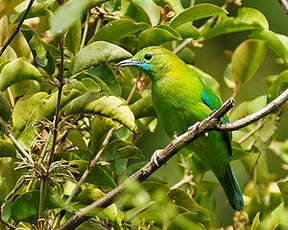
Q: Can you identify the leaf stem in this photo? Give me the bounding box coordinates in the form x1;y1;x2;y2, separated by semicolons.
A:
80;11;90;49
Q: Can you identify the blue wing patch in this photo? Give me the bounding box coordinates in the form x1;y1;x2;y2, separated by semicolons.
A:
201;90;232;156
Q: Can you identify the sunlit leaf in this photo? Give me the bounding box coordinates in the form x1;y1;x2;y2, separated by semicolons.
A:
0;58;42;91
65;92;136;131
278;180;288;207
65;19;82;54
89;19;150;44
231;39;266;85
251;212;261;230
70;41;132;75
202;8;269;39
138;26;181;50
133;0;160;26
78;188;117;220
167;212;206;230
169;4;226;29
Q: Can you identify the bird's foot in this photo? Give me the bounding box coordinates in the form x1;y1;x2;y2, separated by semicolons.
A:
188;121;200;132
150;149;163;166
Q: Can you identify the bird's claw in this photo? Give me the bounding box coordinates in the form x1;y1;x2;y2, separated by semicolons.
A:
188;121;200;132
150;149;163;166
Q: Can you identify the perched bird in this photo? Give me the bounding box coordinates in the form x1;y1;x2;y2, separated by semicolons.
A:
117;46;243;211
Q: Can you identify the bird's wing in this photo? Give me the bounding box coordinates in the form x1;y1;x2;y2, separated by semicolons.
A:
201;88;232;156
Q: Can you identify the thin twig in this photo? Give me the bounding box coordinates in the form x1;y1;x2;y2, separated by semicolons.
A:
80;11;90;49
173;38;192;54
0;217;16;230
127;73;141;104
6;88;14;108
65;127;115;204
238;121;263;144
170;175;193;190
58;89;288;230
0;0;35;57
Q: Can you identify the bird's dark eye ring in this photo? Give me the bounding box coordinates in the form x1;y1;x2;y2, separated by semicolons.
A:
144;54;152;60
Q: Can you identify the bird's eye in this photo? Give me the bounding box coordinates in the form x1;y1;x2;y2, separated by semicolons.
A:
144;54;152;60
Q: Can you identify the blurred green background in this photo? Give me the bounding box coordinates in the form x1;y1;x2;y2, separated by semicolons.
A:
138;0;288;226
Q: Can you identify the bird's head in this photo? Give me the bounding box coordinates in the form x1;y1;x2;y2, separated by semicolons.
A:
117;46;170;80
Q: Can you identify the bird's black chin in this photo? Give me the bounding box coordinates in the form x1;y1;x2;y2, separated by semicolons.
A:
116;59;141;67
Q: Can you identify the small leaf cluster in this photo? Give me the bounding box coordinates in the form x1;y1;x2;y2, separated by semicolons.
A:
0;0;287;229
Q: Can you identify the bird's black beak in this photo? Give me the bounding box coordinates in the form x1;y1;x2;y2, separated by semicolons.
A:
116;58;141;67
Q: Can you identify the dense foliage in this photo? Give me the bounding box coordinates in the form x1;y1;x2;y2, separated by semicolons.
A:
0;0;287;229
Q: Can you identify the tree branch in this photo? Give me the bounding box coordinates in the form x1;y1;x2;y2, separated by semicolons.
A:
0;0;35;57
58;89;288;230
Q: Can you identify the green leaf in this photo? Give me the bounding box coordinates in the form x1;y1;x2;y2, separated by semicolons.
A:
169;4;226;29
133;0;160;26
78;188;117;220
11;80;41;97
10;0;57;23
223;63;235;89
10;190;71;222
65;19;82;54
167;212;206;230
202;7;269;39
70;160;116;188
130;90;155;119
138;27;181;50
278;180;288;207
161;0;184;14
0;140;16;157
0;58;42;91
102;139;144;161
0;93;11;121
0;46;17;63
65;92;136;131
89;19;150;44
231;39;266;85
250;30;288;64
50;0;107;36
21;25;48;67
70;41;132;75
67;129;88;150
174;22;201;39
251;212;261;230
120;0;151;25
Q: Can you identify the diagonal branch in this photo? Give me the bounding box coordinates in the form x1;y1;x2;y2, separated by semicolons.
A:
0;0;35;57
58;89;288;230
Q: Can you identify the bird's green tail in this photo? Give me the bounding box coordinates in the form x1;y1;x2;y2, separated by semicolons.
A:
217;164;244;211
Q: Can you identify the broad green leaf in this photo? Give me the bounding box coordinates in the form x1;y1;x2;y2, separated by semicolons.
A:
12;92;47;132
70;41;132;75
133;0;160;26
10;190;72;222
0;93;11;121
11;80;41;97
251;212;261;230
65;19;82;54
78;188;117;220
250;30;288;64
169;4;226;29
130;90;155;119
10;0;58;23
0;140;16;157
21;25;48;67
167;212;206;230
0;58;42;91
120;0;151;25
223;63;236;89
175;22;201;39
278;180;288;207
231;39;266;85
102;139;144;161
195;181;218;214
80;78;101;92
50;0;107;36
0;46;17;63
67;129;88;150
87;65;121;96
70;160;116;188
138;27;181;50
65;92;136;131
89;19;150;44
202;8;269;39
89;116;116;153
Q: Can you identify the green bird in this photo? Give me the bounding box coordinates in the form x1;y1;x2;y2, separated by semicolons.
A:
117;46;244;211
